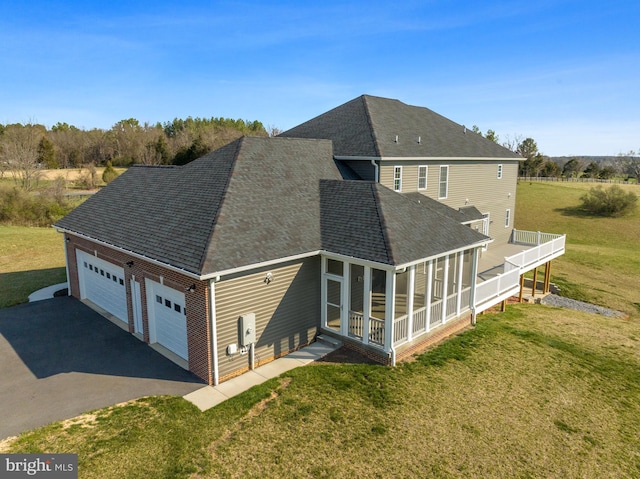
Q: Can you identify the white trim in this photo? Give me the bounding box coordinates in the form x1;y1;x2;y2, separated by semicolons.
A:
62;233;70;295
418;165;428;190
393;165;402;192
209;279;219;386
438;165;449;199
57;228;202;279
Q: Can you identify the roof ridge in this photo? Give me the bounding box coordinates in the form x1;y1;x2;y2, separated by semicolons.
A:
361;95;382;158
196;137;243;272
370;183;394;265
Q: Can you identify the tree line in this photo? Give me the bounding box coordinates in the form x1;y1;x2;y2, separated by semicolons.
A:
0;117;268;190
472;126;640;183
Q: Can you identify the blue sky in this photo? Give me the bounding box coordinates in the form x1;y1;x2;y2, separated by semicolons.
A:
1;1;638;156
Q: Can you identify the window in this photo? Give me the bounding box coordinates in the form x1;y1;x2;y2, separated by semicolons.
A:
438;165;449;199
164;298;172;308
174;303;181;313
505;209;511;228
100;269;104;276
112;275;117;283
156;295;162;304
106;272;111;279
89;264;93;271
326;258;343;276
84;262;88;268
418;165;427;190
497;164;503;179
393;166;402;192
119;278;124;286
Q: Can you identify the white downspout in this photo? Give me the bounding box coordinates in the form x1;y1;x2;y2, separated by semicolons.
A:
62;233;70;295
209;279;219;386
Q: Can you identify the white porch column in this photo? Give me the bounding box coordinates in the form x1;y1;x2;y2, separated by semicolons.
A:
384;268;395;352
456;251;464;316
341;260;350;337
441;255;449;324
363;266;371;345
425;260;433;332
470;247;479;325
406;265;415;341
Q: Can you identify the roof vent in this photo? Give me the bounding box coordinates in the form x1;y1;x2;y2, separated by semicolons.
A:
395;135;399;143
418;136;421;144
463;125;467;134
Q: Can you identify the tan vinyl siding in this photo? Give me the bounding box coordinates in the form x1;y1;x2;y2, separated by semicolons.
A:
379;159;519;246
214;257;321;381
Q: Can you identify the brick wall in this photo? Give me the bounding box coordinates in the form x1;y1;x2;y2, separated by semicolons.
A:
64;233;213;384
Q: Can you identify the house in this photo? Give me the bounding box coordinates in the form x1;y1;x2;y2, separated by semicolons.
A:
54;95;565;385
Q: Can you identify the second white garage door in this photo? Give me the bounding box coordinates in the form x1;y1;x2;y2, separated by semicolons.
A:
145;279;188;361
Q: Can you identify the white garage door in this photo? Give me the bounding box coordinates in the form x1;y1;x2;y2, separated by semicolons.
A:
146;279;188;361
76;250;128;323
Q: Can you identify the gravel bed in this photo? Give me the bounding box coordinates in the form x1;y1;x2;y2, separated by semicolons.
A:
540;294;626;318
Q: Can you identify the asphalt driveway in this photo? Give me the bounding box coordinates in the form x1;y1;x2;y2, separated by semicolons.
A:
0;296;204;440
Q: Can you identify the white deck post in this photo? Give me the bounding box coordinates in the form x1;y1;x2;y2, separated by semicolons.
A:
441;255;449;324
384;269;395;352
425;260;433;332
456;251;464;316
363;266;371;345
341;260;350;337
406;265;415;341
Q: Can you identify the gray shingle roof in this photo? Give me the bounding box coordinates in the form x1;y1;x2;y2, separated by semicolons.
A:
56;137;344;275
281;95;522;159
321;181;489;265
403;193;485;223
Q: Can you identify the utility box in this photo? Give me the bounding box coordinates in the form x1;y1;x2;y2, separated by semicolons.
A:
239;313;256;346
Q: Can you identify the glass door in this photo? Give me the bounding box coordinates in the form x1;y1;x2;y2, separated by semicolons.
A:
325;277;342;332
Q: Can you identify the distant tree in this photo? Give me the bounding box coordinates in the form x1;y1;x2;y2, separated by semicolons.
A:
582;161;601;178
484;129;498;143
38;136;58;169
471;125;482;135
580;185;638;217
599;166;616;180
541;160;561;177
101;160;119;184
267;125;284;137
562;158;584;178
617;150;640;183
502;133;524;153
0;123;45;190
173;136;210;166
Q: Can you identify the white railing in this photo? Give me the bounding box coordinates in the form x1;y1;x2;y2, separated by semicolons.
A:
369;317;385;347
394;315;408;344
512;229;565;247
348;311;364;339
507;232;566;270
413;306;427;333
446;293;458;317
430;300;443;328
474;268;521;308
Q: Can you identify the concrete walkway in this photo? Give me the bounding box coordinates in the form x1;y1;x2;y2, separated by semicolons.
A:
28;282;68;302
184;338;340;411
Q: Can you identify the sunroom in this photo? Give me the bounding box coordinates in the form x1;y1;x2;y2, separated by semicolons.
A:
320;244;482;365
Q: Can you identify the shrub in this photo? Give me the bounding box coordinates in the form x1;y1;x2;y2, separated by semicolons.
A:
76;163;98;189
0;186;73;226
102;160;119;184
580;185;638;217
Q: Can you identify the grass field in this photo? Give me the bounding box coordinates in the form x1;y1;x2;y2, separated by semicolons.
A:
515;182;640;318
2;305;639;478
0;226;66;308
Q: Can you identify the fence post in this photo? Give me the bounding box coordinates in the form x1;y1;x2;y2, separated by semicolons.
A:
537;231;541;245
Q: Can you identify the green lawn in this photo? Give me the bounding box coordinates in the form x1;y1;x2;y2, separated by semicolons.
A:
2;305;639;478
0;226;67;308
515;182;640;318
